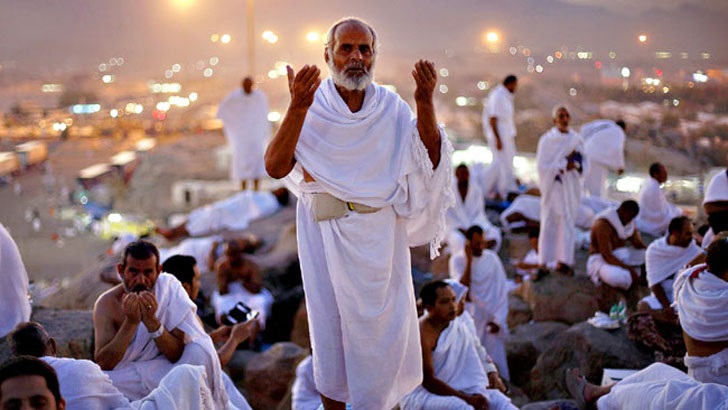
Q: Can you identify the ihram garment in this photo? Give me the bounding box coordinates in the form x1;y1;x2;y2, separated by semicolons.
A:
536;127;586;266
640;237;701;309
635;177;683;236
587;207;645;289
184;190;280;236
482;84;517;197
287;77;454;409
446;177;502;253
449;249;510;381
217;89;270;181
581;120;625;198
674;263;728;385
0;223;31;338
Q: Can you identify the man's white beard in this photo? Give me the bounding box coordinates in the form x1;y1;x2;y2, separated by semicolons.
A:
328;59;375;91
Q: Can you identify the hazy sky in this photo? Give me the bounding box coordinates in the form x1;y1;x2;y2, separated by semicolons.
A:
1;0;726;80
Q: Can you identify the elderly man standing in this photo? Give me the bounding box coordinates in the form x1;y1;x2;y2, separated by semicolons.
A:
635;163;684;236
264;17;453;410
93;241;233;408
217;76;271;191
581;119;626;198
587;200;646;290
536;105;586;275
483;75;518;198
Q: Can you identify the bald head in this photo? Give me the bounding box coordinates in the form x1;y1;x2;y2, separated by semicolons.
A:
241;77;254;94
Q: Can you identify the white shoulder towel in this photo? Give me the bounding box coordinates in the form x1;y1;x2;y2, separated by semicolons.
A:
289;77;454;257
674;263;728;342
595;207;635;240
0;223;31;338
646;237;702;288
581;120;626;170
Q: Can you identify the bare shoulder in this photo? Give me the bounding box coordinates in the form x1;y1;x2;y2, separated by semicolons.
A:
419;318;438;350
94;285;123;319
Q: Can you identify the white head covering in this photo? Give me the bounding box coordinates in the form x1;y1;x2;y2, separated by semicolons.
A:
444;278;468;302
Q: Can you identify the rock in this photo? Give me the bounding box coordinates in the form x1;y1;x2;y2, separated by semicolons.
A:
528;322;654;401
243;342;307;409
518;273;600;325
506;321;569;388
289;299;310;350
0;308;94;363
507;294;532;329
42;256;117;310
521;399;579;410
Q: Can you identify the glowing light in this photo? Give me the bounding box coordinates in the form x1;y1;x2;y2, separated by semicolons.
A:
673;99;680;107
203;68;213;77
98;63;108;72
546;55;554;63
439;84;448;94
455;96;467;107
662;86;669;94
439;68;449;77
692;72;708;83
701;53;710;59
52;122;67;132
172;64;181;73
527;65;535;73
616;176;644;193
110;109;119;118
267;111;282;122
621;67;631;78
554;51;563;59
638;34;647;43
188;92;198;102
102;75;114;84
268;70;278;79
168;96;190;107
71;104;101;114
210;33;220;43
609;51;616;59
134;104;143;114
220;34;232;44
484;31;499;44
107;213;123;223
569;88;577;96
209;57;219;66
262;31;278;44
477;81;489;90
165;69;173;79
156;102;171;112
306;31;321;43
41;84;63;93
595;61;602;69
509;47;517;55
535;65;543;73
274;61;290;75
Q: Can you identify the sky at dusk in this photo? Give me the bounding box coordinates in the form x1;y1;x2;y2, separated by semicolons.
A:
1;0;727;81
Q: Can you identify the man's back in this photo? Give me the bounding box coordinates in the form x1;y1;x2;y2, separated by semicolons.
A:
42;356;130;410
589;218;623;256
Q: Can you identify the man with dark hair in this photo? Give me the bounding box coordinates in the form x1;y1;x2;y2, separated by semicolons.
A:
264;16;452;409
0;356;65;410
162;255;199;297
581;118;626;198
587;200;646;290
400;281;516;409
449;225;510;380
483;74;518;198
93;240;235;407
636;163;683;236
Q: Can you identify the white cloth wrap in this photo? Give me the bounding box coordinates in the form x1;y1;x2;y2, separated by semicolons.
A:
581;120;625;170
292;355;323;410
499;194;541;230
185;191;280;236
104;274;230;408
646;237;702;288
674;263;728;342
446;178;501;253
704;169;728;204
536;127;586;266
636;177;683;236
0;223;31;338
217;89;270;181
595;207;635;240
399;317;516;410
596;362;728;410
482;84;517;196
683;348;728;385
159;236;221;274
289;78;454;410
42;356;131;410
211;281;273;330
449;250;510;380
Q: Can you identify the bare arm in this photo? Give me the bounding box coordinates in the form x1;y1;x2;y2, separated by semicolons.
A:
94;292;142;370
412;60;441;168
489;117;502;151
629;230;646;249
459;241;474;291
264;65;321;179
594;223;631;269
216;320;255;367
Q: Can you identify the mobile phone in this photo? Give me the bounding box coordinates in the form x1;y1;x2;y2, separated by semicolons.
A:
221;302;258;326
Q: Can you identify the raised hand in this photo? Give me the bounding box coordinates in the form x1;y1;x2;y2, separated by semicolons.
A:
122;293;142;324
287;65;321;111
137;291;159;329
412;60;437;104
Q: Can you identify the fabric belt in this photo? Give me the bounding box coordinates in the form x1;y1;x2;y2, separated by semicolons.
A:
310;192;380;221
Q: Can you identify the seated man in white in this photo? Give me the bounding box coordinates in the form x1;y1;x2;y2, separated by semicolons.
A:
675;232;728;385
93;241;235;408
0;223;31;338
515;228;540;281
211;241;273;331
499;193;604;233
635;163;684;236
565;364;728;409
156;187;289;241
581;119;626;199
587;200;646;290
639;216;702;313
400;281;516;410
446;164;502;253
449;225;510;381
8;321;214;410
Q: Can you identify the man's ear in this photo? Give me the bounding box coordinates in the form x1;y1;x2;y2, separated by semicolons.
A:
49;338;57;356
324;49;330;64
182;282;192;294
116;263;123;275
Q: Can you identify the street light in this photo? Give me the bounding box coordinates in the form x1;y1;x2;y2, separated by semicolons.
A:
638;34;647;43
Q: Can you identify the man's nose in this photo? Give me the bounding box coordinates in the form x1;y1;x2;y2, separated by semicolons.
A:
350;48;362;61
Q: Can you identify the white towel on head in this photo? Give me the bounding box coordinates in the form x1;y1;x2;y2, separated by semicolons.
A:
674;263;728;342
704;169;728;204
